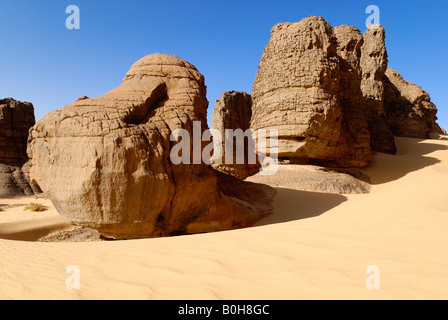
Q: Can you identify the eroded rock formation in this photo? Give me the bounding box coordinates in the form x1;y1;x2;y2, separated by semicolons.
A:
29;54;276;240
384;68;443;139
0;98;41;197
251;16;442;171
251;17;372;168
211;91;260;180
360;26;397;154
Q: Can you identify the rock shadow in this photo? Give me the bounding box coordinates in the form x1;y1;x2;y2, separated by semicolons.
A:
0;217;71;242
368;138;448;185
254;187;348;227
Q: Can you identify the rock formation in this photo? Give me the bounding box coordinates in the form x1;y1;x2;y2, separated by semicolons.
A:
211;91;260;180
251;16;443;171
251;17;372;168
333;25;374;165
359;26;397;154
0;98;41;197
28;53;276;240
383;68;444;139
238;16;443;194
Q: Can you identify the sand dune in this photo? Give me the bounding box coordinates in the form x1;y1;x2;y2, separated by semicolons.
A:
0;137;447;300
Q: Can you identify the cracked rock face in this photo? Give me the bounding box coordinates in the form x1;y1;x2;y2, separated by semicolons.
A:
29;53;275;239
252;16;443;167
251;16;372;168
0;98;41;197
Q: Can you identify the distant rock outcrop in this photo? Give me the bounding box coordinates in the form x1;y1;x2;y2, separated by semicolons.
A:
0;98;41;197
29;54;276;240
383;68;444;139
211;91;260;180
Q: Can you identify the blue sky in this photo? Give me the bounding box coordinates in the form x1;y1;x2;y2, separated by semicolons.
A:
1;0;447;129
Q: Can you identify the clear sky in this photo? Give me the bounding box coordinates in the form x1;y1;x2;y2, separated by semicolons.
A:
1;0;447;129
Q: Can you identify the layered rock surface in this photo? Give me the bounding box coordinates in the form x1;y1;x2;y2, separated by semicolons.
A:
211;91;260;180
360;26;397;154
384;68;443;139
0;98;41;197
29;54;276;240
251;17;372;169
251;16;443;171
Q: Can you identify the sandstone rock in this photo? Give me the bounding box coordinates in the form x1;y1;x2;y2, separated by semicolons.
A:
333;25;373;166
211;91;260;179
75;96;89;102
360;26;397;154
251;16;372;168
29;54;276;240
246;164;371;194
0;98;41;197
37;227;102;243
0;98;35;163
334;25;363;73
384;68;443;139
249;15;443;181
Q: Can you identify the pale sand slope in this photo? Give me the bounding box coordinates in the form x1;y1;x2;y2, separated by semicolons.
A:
0;137;447;300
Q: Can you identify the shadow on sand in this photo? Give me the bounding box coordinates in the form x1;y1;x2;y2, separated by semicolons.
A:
254;187;347;227
0;217;70;242
368;138;448;185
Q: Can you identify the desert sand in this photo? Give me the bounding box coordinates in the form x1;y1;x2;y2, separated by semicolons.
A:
0;136;447;300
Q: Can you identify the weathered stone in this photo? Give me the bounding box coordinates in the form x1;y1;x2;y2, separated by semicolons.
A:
29;54;276;240
384;68;444;139
333;25;373;166
334;25;363;73
252;16;372;168
247;164;371;194
0;98;41;197
360;26;397;154
211;91;260;179
0;98;35;164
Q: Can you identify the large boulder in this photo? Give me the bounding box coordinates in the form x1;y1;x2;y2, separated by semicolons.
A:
211;91;260;179
384;68;443;138
0;98;41;197
28;54;276;240
251;16;372;168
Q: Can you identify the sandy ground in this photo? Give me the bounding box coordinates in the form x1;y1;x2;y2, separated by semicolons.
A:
0;137;447;300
